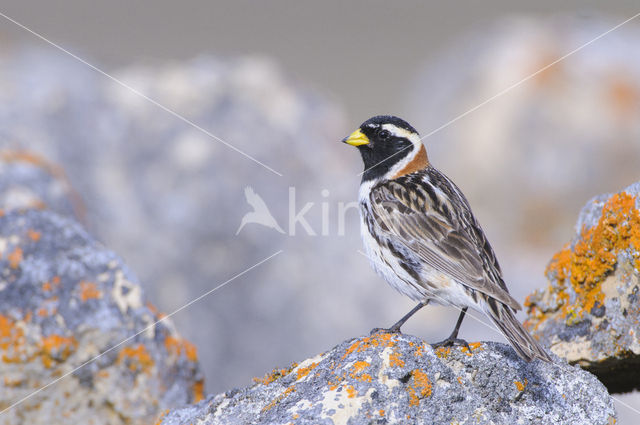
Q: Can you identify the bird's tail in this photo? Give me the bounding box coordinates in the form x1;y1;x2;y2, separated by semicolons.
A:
483;297;552;362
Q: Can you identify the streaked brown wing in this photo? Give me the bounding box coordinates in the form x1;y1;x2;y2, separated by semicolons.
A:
370;173;521;311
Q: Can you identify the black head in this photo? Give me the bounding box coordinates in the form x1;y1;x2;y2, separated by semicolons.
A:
342;115;421;182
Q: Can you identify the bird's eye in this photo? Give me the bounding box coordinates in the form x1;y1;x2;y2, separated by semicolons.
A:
378;129;391;140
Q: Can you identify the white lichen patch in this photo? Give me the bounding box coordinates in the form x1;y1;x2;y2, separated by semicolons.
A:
378;346;401;390
319;386;375;424
111;270;143;314
287;398;312;418
552;338;593;365
0;237;7;257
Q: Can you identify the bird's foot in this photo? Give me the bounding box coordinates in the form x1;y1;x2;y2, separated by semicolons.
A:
431;337;471;352
369;326;402;335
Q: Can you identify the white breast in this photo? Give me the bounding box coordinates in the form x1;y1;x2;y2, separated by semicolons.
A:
358;181;426;301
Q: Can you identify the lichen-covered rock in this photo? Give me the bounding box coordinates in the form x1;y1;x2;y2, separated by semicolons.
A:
0;150;83;220
160;332;615;425
524;182;640;393
0;209;203;424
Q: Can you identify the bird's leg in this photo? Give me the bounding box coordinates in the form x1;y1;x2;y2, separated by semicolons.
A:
370;300;430;335
431;307;471;351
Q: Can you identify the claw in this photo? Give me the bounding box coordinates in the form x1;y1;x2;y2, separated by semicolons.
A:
369;326;401;335
431;337;471;352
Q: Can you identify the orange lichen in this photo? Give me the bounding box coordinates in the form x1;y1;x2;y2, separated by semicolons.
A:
343;332;396;359
346;385;357;398
461;342;483;356
254;363;298;385
296;362;318;380
40;335;77;368
379;410;385;416
79;281;102;302
4;376;25;387
457;376;463;385
407;369;432;406
608;76;639;117
435;346;451;358
154;410;170;425
118;344;154;374
261;386;296;413
0;315;24;357
193;379;204;402
7;247;23;269
348;360;372;383
27;229;41;242
540;192;640;321
413;345;425;357
351;360;369;373
389;351;405;367
514;379;528;392
165;336;198;362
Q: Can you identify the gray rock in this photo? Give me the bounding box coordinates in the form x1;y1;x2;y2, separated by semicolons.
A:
524;181;640;393
161;332;616;425
0;209;203;425
0;151;83;220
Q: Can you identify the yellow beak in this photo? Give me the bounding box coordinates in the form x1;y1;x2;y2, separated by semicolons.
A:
342;129;370;147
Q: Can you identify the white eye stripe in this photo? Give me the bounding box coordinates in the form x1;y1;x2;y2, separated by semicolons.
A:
381;124;416;139
381;124;421;145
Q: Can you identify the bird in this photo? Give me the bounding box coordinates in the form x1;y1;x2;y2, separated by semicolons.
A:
236;186;285;235
343;115;551;362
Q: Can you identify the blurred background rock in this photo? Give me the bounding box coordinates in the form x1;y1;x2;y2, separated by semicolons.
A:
1;1;640;423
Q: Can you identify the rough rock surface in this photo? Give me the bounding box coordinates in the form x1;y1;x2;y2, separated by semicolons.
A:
0;209;203;425
525;182;640;393
160;332;615;425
